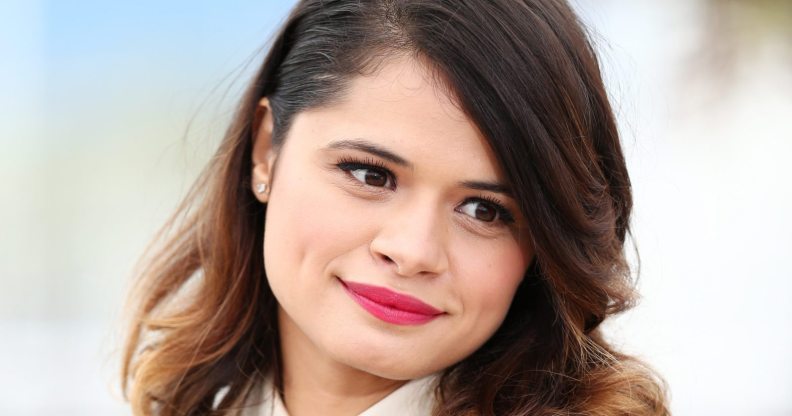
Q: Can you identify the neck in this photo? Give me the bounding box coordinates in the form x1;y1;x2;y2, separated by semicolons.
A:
277;306;407;416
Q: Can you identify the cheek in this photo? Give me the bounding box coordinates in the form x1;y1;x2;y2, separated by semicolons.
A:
263;166;373;287
455;238;528;321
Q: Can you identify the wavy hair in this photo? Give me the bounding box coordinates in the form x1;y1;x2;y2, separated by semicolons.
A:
121;0;669;414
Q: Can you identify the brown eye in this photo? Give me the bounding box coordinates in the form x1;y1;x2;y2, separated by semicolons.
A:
362;170;387;186
459;200;498;222
349;167;393;188
475;204;497;222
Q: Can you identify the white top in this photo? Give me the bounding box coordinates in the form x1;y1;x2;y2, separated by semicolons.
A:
241;374;438;416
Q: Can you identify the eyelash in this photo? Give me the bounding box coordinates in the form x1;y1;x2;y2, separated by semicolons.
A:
334;156;516;226
471;194;516;224
336;156;395;188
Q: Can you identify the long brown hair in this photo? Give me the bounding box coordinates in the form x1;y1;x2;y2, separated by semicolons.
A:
122;1;669;414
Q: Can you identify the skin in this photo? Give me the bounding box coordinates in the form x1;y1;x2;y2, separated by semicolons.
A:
250;55;534;416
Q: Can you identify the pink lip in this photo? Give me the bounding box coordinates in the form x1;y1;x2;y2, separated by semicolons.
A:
339;279;444;325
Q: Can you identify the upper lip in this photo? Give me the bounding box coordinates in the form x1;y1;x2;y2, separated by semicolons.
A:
339;279;444;316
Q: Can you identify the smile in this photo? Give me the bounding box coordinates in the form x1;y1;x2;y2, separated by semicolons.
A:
338;278;445;325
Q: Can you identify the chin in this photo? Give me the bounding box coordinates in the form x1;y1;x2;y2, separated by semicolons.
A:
326;336;454;380
352;358;443;381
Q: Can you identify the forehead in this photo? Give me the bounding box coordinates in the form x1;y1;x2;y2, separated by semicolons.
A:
291;55;505;181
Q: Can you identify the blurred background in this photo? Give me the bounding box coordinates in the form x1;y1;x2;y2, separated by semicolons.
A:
1;0;790;414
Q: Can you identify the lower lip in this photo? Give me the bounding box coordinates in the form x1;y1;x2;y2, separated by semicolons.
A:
340;282;442;326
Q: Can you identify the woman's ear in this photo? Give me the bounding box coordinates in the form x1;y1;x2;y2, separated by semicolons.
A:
251;97;277;203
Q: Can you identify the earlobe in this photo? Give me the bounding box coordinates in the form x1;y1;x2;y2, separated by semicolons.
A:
251;97;276;203
251;162;273;202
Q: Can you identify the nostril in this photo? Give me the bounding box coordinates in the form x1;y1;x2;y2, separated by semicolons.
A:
380;254;395;264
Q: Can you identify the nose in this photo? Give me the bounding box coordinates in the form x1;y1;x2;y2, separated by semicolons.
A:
369;194;450;278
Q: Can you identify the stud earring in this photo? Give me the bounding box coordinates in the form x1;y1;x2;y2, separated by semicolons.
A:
255;183;269;194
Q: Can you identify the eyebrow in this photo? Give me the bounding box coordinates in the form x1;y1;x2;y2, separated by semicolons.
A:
326;139;412;167
324;138;513;197
459;180;513;197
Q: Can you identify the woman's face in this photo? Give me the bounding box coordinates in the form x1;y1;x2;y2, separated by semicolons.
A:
254;55;533;380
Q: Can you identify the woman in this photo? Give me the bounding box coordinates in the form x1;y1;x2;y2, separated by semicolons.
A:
121;0;669;415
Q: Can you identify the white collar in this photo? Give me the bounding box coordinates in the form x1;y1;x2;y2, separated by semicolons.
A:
247;374;438;416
